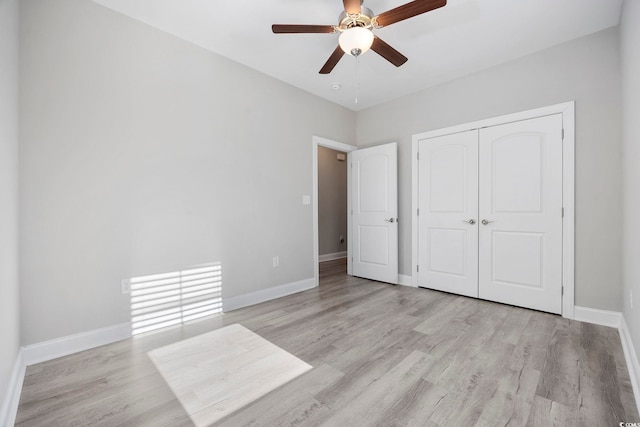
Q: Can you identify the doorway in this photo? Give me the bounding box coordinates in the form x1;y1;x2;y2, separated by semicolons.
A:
312;136;357;286
317;145;348;275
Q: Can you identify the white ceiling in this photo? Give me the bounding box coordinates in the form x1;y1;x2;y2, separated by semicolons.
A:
91;0;623;111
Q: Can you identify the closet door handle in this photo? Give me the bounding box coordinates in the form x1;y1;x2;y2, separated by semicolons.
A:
462;219;476;225
481;219;494;225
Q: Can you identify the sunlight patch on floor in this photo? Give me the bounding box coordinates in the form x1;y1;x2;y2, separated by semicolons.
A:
148;323;312;426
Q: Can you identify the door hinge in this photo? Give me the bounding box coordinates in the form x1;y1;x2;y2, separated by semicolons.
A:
417;265;420;272
351;209;353;215
562;207;565;218
562;129;565;140
561;286;564;296
417;208;419;216
417;152;420;160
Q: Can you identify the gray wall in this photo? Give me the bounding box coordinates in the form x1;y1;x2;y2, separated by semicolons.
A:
621;0;640;366
19;0;355;345
0;0;20;415
318;146;348;257
357;27;622;311
13;0;631;349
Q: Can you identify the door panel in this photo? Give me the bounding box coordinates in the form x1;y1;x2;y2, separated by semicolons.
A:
492;231;543;288
358;156;388;212
429;228;467;275
492;137;543;212
429;147;468;213
351;143;398;283
359;226;389;265
478;114;563;314
418;131;479;298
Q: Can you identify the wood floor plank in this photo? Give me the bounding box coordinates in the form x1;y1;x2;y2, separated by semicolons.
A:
525;396;577;427
426;389;487;426
14;259;639;426
495;305;534;345
535;322;583;408
510;311;562;372
374;378;447;427
314;341;419;411
216;364;342;427
474;366;540;427
320;350;434;426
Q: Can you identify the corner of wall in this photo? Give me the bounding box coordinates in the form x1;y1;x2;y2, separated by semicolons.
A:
620;316;640;414
0;351;25;427
620;0;640;414
0;0;22;424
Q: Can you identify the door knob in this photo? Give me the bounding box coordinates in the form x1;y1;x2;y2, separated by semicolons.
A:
481;219;494;225
385;218;395;223
462;219;476;225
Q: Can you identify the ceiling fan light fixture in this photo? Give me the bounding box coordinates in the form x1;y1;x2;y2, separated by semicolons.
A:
338;27;374;57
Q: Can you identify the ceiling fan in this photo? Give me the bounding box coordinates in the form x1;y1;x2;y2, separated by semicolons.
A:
272;0;447;74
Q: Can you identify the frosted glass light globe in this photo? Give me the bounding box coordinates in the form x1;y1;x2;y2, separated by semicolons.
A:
339;27;374;57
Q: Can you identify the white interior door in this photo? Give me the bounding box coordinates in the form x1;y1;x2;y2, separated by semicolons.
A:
478;114;563;314
351;143;398;284
418;131;479;297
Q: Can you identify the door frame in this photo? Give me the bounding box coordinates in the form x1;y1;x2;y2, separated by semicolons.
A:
411;101;576;319
312;136;358;286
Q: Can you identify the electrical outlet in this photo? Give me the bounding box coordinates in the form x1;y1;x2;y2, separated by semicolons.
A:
273;256;279;268
121;279;131;294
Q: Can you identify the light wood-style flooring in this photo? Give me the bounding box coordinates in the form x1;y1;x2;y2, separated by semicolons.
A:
15;259;639;426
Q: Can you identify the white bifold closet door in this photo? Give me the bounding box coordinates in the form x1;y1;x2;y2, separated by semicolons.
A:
478;114;563;313
418;130;479;298
418;114;563;314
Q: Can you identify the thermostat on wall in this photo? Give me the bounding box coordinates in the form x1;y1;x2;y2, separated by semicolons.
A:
336;153;346;161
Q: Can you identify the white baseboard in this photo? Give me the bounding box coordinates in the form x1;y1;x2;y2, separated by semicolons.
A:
19;278;318;365
573;305;622;329
223;278;316;312
620;316;640;414
0;351;25;427
397;274;416;287
318;252;347;262
573;306;639;412
22;322;132;366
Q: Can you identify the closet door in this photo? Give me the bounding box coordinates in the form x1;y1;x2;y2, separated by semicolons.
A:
478;114;563;314
418;130;479;298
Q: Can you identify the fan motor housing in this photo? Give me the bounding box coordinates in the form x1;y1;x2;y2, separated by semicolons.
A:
338;7;374;30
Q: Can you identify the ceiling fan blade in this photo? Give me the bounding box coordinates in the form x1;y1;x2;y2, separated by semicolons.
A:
375;0;446;27
371;36;408;67
343;0;361;14
272;24;335;34
319;46;345;74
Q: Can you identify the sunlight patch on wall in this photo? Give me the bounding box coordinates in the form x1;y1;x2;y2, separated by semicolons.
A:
130;262;223;335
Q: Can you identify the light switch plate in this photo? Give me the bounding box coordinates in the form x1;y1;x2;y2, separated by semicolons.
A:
302;195;311;205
